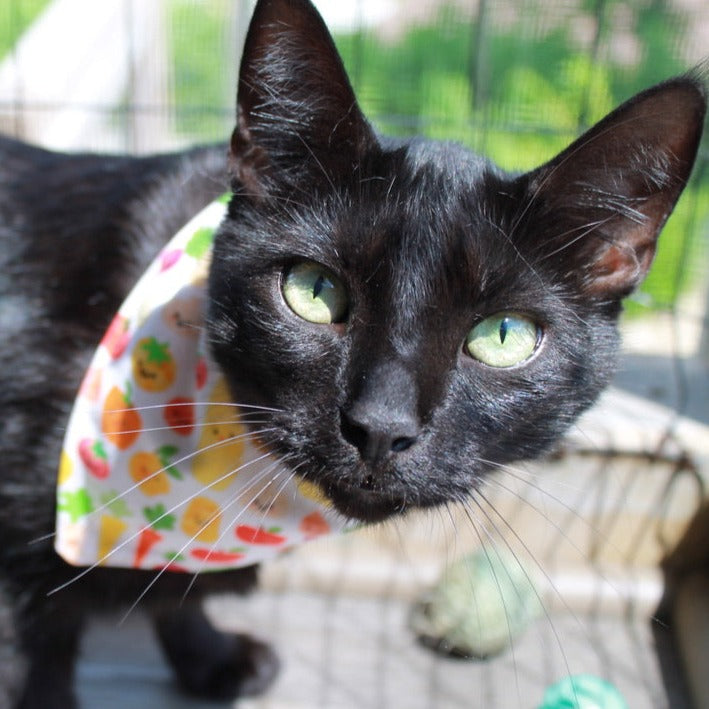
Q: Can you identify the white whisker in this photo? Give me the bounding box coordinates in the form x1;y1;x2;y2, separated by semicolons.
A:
462;497;569;704
467;489;586;675
32;425;279;547
48;447;279;596
103;401;283;414
257;466;302;529
484;474;629;597
85;427;281;521
93;417;273;437
179;459;306;602
127;457;295;616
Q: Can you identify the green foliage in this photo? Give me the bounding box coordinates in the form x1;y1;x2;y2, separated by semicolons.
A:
165;0;708;310
0;0;50;58
337;3;709;311
168;0;233;138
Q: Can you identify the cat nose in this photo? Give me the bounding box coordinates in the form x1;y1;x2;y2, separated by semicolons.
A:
340;358;420;465
340;405;419;465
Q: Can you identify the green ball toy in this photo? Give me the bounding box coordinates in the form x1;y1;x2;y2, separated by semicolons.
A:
539;674;628;709
409;546;542;658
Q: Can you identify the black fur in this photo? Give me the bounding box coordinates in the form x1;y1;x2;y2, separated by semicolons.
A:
0;0;705;706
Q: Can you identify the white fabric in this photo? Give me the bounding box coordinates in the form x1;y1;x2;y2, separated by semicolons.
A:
55;197;346;572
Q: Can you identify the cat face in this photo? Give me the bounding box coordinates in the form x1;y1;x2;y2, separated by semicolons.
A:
207;0;706;523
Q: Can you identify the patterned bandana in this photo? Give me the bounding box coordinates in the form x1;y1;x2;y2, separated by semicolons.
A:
55;196;347;573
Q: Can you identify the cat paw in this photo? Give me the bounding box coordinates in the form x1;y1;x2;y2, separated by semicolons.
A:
154;606;280;700
184;633;280;700
17;689;77;709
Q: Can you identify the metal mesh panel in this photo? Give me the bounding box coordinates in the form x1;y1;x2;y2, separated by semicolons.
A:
2;1;708;707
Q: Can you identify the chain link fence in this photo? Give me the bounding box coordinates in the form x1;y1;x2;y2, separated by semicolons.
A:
2;1;708;707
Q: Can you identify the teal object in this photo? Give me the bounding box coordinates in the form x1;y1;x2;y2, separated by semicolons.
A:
539;674;628;709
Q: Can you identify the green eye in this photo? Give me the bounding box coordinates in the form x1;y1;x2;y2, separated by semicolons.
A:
282;261;348;324
465;313;540;368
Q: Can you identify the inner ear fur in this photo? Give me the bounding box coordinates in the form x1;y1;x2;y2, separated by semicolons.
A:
520;76;706;299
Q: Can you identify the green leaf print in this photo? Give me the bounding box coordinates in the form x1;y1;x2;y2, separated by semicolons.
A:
144;503;177;531
58;488;94;523
99;491;132;518
92;440;108;461
157;445;183;480
185;227;214;259
141;337;171;364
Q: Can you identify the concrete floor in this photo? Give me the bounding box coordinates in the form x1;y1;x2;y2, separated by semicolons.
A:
73;364;709;709
77;588;687;709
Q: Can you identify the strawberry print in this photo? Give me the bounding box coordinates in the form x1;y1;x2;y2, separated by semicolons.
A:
195;355;208;390
163;397;195;436
55;197;347;573
78;438;109;479
101;314;131;359
160;248;182;272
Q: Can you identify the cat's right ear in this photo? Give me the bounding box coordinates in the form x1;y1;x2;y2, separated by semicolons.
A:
230;0;376;199
516;74;706;300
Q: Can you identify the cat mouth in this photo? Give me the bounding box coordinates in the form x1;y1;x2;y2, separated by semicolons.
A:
324;479;408;524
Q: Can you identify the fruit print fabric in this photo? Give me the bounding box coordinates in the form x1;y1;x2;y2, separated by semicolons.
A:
55;197;346;572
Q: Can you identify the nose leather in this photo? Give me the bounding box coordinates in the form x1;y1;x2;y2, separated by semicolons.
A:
340;360;420;465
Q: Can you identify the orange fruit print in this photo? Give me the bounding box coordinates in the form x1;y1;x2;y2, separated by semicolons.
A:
129;445;181;496
132;336;176;392
182;497;222;544
101;384;142;449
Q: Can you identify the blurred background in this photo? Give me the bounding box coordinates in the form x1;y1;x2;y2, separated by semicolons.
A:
1;1;708;707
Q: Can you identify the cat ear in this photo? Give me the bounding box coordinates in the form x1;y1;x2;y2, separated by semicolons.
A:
520;76;706;299
230;0;376;198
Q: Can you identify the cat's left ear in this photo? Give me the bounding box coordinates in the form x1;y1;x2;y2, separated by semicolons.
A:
230;0;376;198
519;75;706;299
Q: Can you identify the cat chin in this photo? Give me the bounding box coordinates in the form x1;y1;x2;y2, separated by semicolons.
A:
324;481;409;524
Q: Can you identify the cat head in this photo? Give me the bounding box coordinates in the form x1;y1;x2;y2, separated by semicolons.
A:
207;0;706;522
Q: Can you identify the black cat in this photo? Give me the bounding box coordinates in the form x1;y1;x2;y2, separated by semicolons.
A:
0;0;705;706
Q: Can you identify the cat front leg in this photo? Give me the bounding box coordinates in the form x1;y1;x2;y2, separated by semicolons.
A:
153;603;280;701
12;594;84;709
0;582;27;709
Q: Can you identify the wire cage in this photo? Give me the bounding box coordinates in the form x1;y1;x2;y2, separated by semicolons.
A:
2;1;709;707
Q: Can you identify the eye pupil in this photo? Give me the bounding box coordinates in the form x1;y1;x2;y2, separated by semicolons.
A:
465;312;540;368
499;318;508;344
312;275;325;299
282;261;348;324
